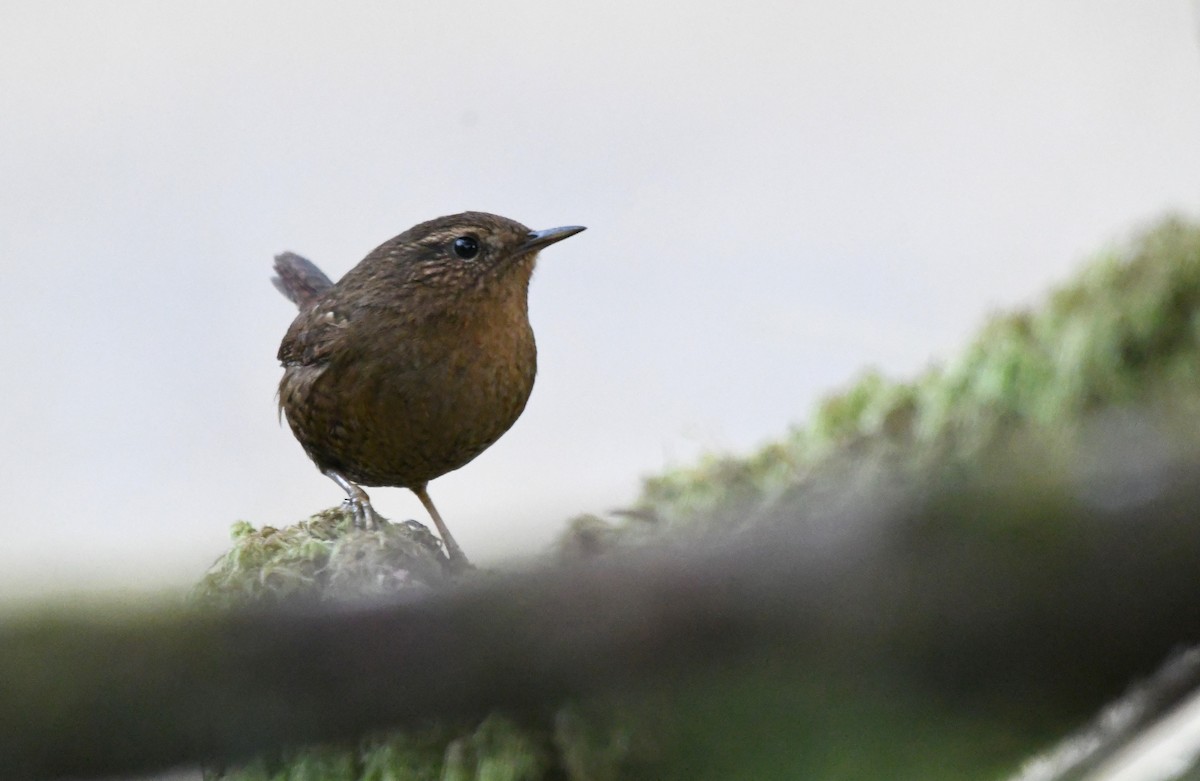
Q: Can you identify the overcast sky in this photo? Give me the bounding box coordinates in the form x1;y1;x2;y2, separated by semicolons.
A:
2;1;1199;597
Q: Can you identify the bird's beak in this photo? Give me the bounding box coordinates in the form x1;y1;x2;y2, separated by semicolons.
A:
521;225;586;253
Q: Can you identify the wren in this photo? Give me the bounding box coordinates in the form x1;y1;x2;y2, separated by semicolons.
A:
273;212;585;568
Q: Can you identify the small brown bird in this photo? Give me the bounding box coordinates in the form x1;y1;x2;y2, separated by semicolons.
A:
273;212;585;568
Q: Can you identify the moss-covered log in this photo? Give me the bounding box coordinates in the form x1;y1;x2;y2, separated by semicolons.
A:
4;216;1200;780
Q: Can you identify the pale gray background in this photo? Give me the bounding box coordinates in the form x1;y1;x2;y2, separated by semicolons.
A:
2;1;1199;597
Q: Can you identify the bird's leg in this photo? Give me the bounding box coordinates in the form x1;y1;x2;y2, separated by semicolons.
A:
323;469;387;530
412;484;471;569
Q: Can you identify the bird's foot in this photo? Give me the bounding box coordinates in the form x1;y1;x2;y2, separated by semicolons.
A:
342;497;388;530
325;470;389;530
443;543;473;573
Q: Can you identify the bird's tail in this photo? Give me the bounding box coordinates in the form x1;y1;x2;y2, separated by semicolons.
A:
272;252;335;310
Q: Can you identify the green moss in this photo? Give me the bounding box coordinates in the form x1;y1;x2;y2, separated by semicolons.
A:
442;715;552;781
193;508;449;607
635;215;1200;528
206;717;555;781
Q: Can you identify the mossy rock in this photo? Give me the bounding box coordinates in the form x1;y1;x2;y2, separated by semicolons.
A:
196;509;634;781
194;508;450;607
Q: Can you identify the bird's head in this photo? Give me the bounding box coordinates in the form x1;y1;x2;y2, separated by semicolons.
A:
361;211;585;299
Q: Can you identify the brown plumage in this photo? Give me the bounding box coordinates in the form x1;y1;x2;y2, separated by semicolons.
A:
273;211;585;568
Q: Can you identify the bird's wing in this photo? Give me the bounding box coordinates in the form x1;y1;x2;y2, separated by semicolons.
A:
277;301;356;367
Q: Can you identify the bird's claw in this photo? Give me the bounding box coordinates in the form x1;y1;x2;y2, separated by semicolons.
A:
342;497;388;530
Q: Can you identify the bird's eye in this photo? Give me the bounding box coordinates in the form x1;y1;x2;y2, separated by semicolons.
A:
452;236;480;260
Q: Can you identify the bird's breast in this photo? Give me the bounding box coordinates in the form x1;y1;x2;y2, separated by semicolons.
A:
287;299;539;487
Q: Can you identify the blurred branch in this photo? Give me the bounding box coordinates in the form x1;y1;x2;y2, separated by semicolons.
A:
4;439;1200;780
1011;647;1200;781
